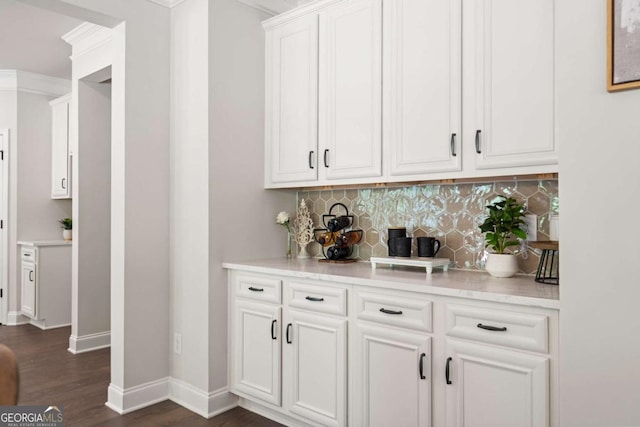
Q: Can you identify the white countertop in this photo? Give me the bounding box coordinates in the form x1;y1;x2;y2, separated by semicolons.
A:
18;240;72;247
223;258;560;310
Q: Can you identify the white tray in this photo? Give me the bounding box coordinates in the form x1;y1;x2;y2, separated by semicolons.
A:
370;256;452;276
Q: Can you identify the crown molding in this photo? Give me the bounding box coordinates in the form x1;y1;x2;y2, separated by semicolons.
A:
62;22;113;60
0;70;70;97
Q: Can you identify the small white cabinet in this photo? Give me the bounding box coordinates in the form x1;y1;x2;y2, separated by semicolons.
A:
50;94;71;199
384;0;462;177
463;0;557;170
264;0;383;188
19;242;72;329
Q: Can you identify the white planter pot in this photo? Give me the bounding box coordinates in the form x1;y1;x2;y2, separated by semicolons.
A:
485;253;518;278
62;229;72;241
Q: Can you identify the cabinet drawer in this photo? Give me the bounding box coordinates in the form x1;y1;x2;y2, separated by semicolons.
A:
21;247;36;262
235;274;281;304
446;304;549;353
285;281;347;316
355;289;432;332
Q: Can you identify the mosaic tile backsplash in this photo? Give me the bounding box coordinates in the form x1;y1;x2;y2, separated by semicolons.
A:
297;179;559;274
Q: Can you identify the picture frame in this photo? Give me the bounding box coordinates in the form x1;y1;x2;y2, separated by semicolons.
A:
608;0;640;92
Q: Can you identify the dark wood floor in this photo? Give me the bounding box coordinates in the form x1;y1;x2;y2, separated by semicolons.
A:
0;324;283;426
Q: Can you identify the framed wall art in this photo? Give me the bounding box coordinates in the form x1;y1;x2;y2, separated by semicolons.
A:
608;0;640;91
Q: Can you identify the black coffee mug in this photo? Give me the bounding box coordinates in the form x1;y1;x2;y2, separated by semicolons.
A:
417;237;441;257
387;227;407;256
389;237;412;257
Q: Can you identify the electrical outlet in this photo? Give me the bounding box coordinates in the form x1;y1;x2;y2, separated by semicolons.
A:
524;214;538;242
174;332;182;355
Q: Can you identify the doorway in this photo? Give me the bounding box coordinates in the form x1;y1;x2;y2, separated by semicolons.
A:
68;68;112;353
0;129;8;325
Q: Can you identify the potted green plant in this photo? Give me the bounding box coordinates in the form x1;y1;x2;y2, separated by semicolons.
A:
59;218;72;241
479;196;527;278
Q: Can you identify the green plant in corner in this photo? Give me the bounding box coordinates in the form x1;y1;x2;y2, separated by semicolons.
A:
479;196;527;254
58;218;72;230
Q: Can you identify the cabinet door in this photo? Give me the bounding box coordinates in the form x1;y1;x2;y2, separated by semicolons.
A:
266;13;319;185
464;0;557;170
352;322;431;427
21;262;36;319
283;309;347;427
319;0;382;181
385;0;462;177
51;96;70;198
445;339;549;427
231;299;282;406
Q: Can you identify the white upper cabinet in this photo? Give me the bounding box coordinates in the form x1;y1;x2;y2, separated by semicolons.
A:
463;0;557;170
319;0;382;181
264;0;383;188
385;0;462;178
50;94;71;199
265;13;319;184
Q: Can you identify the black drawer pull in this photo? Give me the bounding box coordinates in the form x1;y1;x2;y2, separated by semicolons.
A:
309;150;315;169
29;271;34;282
271;319;277;340
450;133;457;157
379;308;403;315
323;149;329;168
445;357;452;384
475;129;482;154
305;296;324;302
477;323;507;332
419;353;426;380
286;323;292;344
248;286;264;292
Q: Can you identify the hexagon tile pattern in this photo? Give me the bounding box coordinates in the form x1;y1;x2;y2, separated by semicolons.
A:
298;179;559;274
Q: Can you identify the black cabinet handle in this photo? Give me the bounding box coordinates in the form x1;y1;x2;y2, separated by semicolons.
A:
323;149;329;168
379;308;403;315
419;353;426;380
450;133;457;157
29;271;34;282
61;178;66;189
475;129;482;154
309;150;314;169
445;357;452;385
477;323;507;332
305;296;324;302
286;323;292;344
271;319;277;340
248;287;264;292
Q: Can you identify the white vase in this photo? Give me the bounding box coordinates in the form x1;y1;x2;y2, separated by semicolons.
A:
62;229;72;241
297;243;310;259
485;253;518;278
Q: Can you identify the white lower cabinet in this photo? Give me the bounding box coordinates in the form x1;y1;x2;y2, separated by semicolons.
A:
232;299;282;406
227;269;558;427
352;322;431;427
445;339;549;427
20;261;37;318
283;309;347;427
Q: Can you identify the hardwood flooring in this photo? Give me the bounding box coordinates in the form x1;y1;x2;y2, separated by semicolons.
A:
0;324;283;427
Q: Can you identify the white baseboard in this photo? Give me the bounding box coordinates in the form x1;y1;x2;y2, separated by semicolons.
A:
106;377;170;414
6;311;29;325
169;379;238;418
68;331;111;354
30;319;71;330
240;397;317;427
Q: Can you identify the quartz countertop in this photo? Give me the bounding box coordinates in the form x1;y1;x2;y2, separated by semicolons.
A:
18;240;72;247
223;258;560;310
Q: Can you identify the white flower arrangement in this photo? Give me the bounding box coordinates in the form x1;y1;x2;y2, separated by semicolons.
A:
276;211;291;231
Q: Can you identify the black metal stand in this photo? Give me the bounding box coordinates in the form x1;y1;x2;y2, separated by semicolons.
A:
531;242;559;285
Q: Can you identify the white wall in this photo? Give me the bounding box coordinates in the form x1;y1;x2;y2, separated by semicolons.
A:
72;78;111;348
208;0;294;392
0;85;72;320
558;1;640;425
168;0;294;416
30;0;172;412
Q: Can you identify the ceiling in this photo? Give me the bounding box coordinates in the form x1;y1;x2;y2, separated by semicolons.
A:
0;0;301;81
0;0;83;80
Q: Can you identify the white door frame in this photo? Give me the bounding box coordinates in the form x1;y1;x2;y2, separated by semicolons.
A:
0;129;9;325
